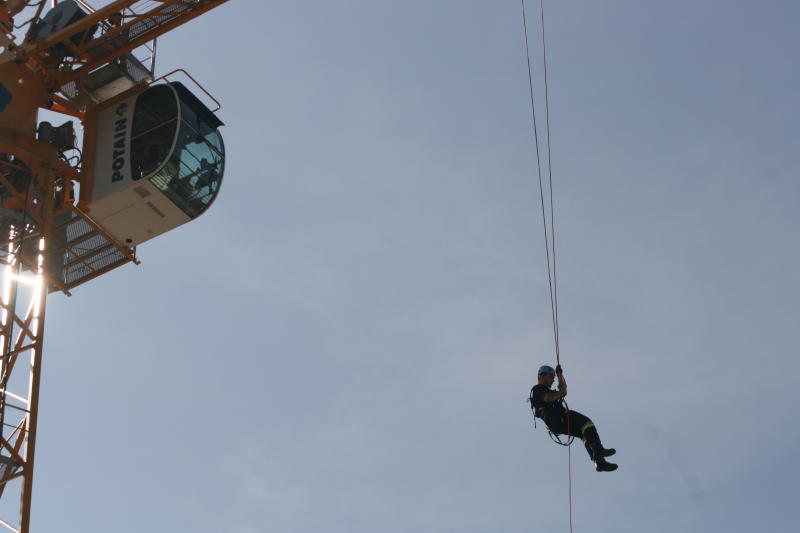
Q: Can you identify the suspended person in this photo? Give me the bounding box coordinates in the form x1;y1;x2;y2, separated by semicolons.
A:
529;364;618;472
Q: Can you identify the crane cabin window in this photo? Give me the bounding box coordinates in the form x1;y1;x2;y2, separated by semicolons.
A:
147;83;225;219
130;85;179;180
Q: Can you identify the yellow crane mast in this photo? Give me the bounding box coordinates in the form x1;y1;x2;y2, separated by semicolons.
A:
0;1;231;531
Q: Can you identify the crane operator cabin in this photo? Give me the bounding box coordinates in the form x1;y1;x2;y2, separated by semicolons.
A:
85;81;225;246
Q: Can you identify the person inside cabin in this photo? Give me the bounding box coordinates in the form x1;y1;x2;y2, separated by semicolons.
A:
529;364;618;472
206;162;221;192
196;157;211;187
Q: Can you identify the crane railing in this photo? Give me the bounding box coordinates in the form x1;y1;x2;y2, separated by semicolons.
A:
1;0;229;93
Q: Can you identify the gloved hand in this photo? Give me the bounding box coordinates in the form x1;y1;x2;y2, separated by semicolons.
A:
555;364;562;375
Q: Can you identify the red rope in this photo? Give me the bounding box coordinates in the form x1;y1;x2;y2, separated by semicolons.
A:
538;0;573;525
521;1;573;531
520;0;559;357
539;0;560;366
537;1;574;528
567;442;573;531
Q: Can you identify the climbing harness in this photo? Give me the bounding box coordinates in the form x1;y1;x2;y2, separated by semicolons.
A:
527;388;575;447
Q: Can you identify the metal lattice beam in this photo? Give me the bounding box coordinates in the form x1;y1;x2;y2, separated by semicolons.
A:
1;1;230;92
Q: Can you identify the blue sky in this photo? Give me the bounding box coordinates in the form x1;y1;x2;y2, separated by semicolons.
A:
9;1;800;531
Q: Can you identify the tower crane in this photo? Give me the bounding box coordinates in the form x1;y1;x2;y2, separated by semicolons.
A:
0;1;232;530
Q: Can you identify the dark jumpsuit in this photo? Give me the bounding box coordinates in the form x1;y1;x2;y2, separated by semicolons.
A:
530;384;608;461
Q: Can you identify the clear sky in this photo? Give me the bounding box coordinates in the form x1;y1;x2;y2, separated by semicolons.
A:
10;1;800;532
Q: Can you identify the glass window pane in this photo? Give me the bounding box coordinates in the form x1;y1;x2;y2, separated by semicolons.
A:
148;92;225;219
130;121;177;180
132;85;177;138
149;137;222;218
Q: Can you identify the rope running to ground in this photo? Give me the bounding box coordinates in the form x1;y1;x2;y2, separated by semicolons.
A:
520;1;573;532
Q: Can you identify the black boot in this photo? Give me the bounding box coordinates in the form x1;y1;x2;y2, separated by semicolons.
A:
583;425;617;460
588;442;618;472
599;447;616;458
595;458;618;472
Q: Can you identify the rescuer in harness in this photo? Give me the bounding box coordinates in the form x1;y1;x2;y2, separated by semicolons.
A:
529;364;618;472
